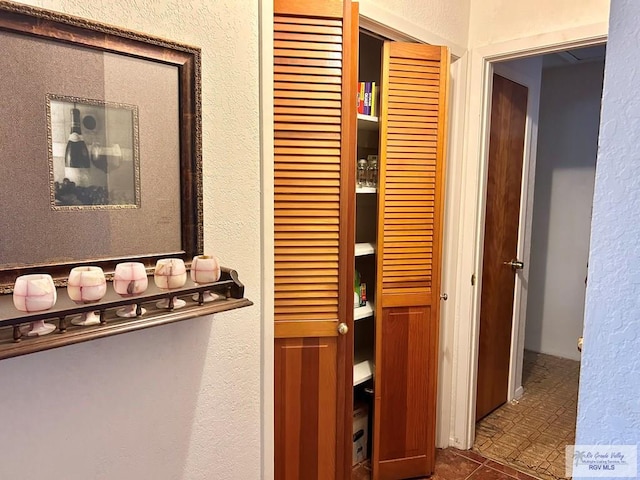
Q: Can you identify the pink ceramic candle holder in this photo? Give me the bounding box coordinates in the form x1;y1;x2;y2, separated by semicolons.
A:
67;266;107;326
113;262;148;318
154;258;187;309
190;255;222;302
13;274;57;336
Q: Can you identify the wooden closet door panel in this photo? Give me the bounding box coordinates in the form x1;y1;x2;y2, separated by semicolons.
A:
274;1;357;479
376;307;438;469
275;337;338;480
373;42;449;480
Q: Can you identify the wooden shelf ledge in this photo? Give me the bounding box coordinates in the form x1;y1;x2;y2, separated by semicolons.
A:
0;268;252;361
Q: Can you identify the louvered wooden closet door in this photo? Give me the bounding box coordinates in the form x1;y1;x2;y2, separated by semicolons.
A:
274;1;356;479
373;43;449;480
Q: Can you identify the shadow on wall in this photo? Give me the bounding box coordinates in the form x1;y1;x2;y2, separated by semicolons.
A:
525;60;605;361
0;319;213;479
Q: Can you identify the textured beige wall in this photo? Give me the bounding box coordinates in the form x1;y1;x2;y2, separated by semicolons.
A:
469;0;610;47
0;1;262;479
3;0;610;476
360;0;471;48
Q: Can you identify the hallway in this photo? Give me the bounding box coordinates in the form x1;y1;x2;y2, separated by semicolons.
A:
474;351;580;479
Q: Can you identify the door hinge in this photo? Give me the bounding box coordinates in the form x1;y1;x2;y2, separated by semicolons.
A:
471;274;476;286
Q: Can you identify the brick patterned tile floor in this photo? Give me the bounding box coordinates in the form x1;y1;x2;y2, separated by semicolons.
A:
352;351;578;480
473;351;580;480
352;448;541;480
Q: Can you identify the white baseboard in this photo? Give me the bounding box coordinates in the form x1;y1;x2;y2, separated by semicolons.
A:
449;436;467;449
514;386;524;400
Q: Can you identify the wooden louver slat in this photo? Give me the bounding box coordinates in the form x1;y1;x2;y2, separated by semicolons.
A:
274;14;344;324
274;3;356;480
378;45;448;299
374;42;448;479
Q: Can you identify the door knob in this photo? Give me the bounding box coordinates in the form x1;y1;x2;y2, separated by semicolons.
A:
337;323;349;335
503;259;524;270
440;293;448;301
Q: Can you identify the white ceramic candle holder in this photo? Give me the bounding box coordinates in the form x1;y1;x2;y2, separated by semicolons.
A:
190;255;222;302
154;258;187;309
13;274;57;336
113;262;148;318
67;266;107;326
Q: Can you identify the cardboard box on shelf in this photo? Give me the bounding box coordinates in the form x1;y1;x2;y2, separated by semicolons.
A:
353;403;369;465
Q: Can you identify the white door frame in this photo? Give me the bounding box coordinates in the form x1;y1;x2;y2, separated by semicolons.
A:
449;23;608;450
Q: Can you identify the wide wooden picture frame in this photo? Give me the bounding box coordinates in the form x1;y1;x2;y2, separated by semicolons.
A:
0;0;202;289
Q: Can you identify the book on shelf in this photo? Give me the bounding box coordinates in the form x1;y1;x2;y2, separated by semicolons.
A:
364;82;371;116
357;81;377;116
371;83;376;117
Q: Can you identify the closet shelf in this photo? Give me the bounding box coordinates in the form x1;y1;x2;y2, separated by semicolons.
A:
354;358;374;386
357;113;379;131
355;243;376;257
356;186;376;194
354;301;374;321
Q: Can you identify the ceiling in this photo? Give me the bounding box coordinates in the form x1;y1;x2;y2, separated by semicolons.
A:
543;45;606;69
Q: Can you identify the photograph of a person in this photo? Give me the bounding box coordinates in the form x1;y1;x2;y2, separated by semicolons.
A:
48;95;140;208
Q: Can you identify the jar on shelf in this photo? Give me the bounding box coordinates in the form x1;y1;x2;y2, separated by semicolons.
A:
357;158;368;187
367;156;378;187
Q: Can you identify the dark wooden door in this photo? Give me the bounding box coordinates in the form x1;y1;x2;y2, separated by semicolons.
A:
475;73;528;421
373;42;449;480
273;0;357;479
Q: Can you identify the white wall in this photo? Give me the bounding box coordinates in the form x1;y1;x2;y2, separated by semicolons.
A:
0;0;476;477
359;0;470;55
4;0;613;472
525;61;604;361
469;0;610;47
575;0;640;465
0;1;263;479
449;3;609;448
